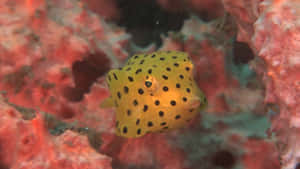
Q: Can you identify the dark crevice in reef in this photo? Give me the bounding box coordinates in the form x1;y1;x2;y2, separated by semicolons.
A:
211;150;236;169
295;163;300;169
63;51;110;102
59;104;76;119
0;162;9;169
116;0;188;47
0;145;10;169
233;41;255;65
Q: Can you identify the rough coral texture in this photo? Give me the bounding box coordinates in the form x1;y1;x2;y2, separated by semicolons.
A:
0;0;290;169
0;0;129;120
223;0;300;168
0;97;112;169
82;0;119;20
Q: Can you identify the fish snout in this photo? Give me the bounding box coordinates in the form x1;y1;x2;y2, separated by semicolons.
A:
190;95;207;110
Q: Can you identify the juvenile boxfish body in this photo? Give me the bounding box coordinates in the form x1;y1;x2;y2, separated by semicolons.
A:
102;51;207;138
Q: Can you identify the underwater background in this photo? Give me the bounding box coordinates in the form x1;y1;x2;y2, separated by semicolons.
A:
0;0;299;169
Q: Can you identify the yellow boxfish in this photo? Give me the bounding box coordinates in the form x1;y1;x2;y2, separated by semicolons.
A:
101;51;207;138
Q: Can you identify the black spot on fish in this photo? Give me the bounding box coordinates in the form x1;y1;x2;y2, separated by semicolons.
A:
185;67;190;71
151;54;156;58
174;63;179;67
113;73;118;80
182;97;187;102
148;121;153;127
124;86;129;93
128;76;134;82
160;122;166;126
170;100;176;106
117;92;121;99
176;83;180;88
123;126;127;133
136;119;140;125
186;88;191;93
126;67;131;71
143;105;148;112
160;57;165;61
134;55;139;59
140;59;145;64
175;115;181;119
162;75;168;80
133;99;138;106
137;128;141;135
155;100;160;106
135;68;142;74
159;111;164;117
138;88;144;95
166;67;171;71
172;56;177;59
148;69;152;74
163;86;168;92
179;74;184;79
127;109;131;116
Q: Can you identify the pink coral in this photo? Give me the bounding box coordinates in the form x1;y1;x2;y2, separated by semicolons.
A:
223;0;300;168
0;97;112;169
0;0;294;168
242;139;280;169
0;0;129;120
82;0;119;20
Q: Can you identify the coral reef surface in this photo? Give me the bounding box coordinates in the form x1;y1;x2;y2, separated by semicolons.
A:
0;0;298;169
223;0;300;168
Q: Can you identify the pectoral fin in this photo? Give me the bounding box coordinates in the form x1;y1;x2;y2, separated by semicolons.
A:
100;96;114;108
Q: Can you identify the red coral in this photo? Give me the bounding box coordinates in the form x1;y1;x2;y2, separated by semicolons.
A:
82;0;119;21
242;139;280;169
1;0;291;168
101;134;186;169
0;0;129;120
0;97;112;169
223;0;300;167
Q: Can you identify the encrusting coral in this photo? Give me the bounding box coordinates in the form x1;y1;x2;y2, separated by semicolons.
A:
223;0;300;168
0;0;298;169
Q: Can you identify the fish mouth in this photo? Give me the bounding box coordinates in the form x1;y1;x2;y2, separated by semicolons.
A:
189;95;208;110
190;96;201;109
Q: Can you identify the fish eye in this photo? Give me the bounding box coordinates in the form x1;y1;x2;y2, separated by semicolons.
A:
144;76;157;92
145;81;152;88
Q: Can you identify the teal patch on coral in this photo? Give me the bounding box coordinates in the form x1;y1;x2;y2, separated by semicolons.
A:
174;112;271;168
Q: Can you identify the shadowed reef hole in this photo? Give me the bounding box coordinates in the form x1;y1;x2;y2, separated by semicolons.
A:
116;0;188;47
211;150;236;169
63;51;111;102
